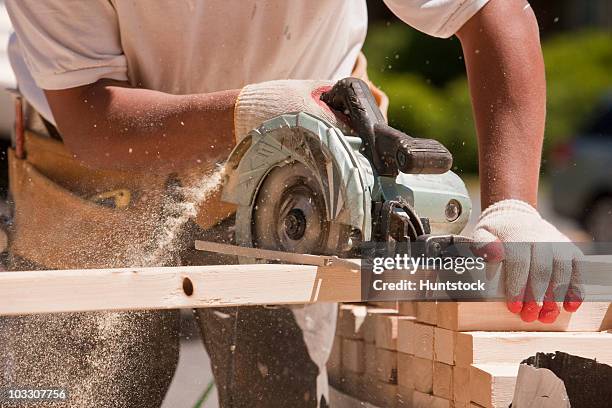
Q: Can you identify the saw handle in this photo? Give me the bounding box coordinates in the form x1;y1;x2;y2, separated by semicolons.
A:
321;77;384;172
321;77;452;176
374;124;452;175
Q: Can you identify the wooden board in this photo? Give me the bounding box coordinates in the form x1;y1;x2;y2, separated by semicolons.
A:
430;396;453;408
369;301;399;310
332;370;399;408
397;386;413;408
363;308;399;343
365;343;377;377
413;322;435;360
331;370;369;403
416;302;437;325
0;261;360;315
434;327;455;365
342;338;365;374
455;331;612;366
437;301;612;332
329;386;382;408
397;318;417;355
453;366;471;404
469;364;518;408
2;253;609;316
397;353;414;389
413;356;434;394
398;301;416;316
375;348;398;383
368;381;399;408
412;390;433;408
433;362;453;400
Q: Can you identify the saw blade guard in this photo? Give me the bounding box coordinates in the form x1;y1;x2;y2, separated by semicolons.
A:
222;113;375;255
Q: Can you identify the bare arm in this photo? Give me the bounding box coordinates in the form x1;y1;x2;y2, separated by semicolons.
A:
456;0;546;209
45;80;240;172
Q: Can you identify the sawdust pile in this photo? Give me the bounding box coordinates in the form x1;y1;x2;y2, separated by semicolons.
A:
0;168;225;407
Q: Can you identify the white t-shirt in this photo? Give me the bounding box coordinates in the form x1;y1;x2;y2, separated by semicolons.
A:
6;0;488;123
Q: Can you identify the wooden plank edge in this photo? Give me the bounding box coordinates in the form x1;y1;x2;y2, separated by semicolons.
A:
0;261;361;315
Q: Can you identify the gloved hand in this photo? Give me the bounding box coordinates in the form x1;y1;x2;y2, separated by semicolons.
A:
233;79;352;142
472;199;584;323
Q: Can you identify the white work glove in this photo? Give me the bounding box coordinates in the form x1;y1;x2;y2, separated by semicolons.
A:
234;79;352;142
472;199;584;323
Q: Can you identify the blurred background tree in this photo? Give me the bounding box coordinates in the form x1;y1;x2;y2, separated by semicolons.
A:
363;0;612;174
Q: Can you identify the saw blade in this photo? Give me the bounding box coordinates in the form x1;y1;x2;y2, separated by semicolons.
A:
250;161;350;256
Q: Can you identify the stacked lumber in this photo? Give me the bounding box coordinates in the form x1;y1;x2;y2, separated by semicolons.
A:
329;301;612;408
329;302;409;407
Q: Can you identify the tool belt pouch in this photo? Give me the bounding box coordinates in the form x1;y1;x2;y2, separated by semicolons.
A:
8;132;165;270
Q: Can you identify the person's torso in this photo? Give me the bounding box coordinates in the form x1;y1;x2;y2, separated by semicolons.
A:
111;0;368;94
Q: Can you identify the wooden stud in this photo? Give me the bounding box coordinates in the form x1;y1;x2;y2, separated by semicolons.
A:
0;262;362;315
398;301;417;316
368;381;399;408
417;301;438;325
3;255;609;317
375;347;398;383
433;362;454;400
436;301;612;332
363;308;398;343
469;364;518;408
453;366;471;404
329;386;374;408
332;370;368;403
431;395;453;408
369;301;399;310
414;322;435;360
397;352;415;389
454;331;474;367
397;385;413;408
341;338;365;374
454;331;612;367
365;343;377;377
412;356;433;394
397;317;417;355
412;390;433;408
434;327;455;365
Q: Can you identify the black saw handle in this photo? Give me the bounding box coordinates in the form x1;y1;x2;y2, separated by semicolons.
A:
321;77;452;177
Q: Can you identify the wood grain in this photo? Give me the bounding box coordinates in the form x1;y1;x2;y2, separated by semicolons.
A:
433;361;453;400
0;262;360;315
437;301;612;332
454;331;612;366
469;364;518;408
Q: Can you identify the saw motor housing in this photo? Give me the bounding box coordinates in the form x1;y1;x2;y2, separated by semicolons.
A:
222;79;471;258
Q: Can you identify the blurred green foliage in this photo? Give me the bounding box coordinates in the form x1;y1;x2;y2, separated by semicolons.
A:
363;25;612;174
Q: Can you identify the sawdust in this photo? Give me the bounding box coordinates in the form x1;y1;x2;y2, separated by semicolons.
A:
0;168;225;407
133;166;226;267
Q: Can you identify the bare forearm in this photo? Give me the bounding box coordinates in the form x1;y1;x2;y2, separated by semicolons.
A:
457;0;546;208
45;80;240;172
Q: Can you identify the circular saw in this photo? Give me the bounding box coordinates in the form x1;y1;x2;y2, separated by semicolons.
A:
222;78;472;259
